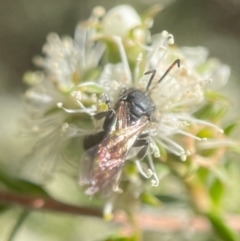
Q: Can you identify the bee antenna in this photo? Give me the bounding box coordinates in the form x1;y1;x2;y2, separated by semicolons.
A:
158;59;181;84
144;59;181;94
144;69;156;92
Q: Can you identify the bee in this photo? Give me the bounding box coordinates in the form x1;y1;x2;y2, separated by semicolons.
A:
79;59;180;196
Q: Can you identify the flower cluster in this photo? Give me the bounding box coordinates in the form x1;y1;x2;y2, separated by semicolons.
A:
21;5;234;202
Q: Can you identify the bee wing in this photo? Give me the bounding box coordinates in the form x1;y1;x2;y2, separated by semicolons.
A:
79;144;125;196
79;118;149;196
79;145;99;186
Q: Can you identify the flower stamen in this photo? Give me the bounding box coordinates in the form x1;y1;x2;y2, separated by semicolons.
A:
112;36;132;85
135;160;153;178
147;153;159;186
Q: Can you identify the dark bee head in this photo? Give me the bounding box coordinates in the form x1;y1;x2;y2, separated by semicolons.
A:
122;59;181;124
123;88;155;123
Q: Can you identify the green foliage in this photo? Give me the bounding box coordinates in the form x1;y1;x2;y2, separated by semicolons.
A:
140;192;162;207
0;168;49;197
194;90;229;121
207;212;238;241
224;121;240;136
104;235;138;241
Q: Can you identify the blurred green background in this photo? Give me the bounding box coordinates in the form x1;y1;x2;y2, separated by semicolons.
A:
1;0;240;95
1;0;240;240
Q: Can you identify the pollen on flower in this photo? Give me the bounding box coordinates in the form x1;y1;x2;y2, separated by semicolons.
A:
71;90;82;101
103;201;113;221
112;80;120;90
57;102;63;108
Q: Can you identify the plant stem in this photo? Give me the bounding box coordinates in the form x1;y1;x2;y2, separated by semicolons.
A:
0;191;102;218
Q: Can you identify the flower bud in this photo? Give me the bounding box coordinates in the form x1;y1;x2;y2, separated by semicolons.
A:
102;5;141;37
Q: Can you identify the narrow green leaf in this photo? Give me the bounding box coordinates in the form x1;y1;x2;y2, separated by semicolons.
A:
77;83;104;94
194;103;214;120
0;169;50;197
155;194;184;204
194;90;229;121
197;167;209;183
104;235;137;241
207;212;238;241
209;179;224;207
194;102;228;121
224;121;240;136
7;209;30;241
141;192;162;207
205;90;229;103
0;204;9;213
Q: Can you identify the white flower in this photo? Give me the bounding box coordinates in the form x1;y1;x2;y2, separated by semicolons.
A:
21;5;232;193
96;30;227;186
102;5;141;37
32;8;105;92
20;8;106;181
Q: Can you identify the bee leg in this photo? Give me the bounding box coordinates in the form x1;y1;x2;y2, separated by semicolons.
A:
94;93;115;121
94;110;112;120
138;133;150;139
83;131;106;150
102;93;116;131
133;139;149;160
103;110;115;131
101;93;112;110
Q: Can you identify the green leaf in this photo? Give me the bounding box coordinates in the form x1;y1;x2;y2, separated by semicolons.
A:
197;167;209;183
77;83;104;94
141;192;162;207
104;235;137;241
194;102;228;121
197;127;215;139
209;179;225;207
205;90;229;104
155;194;184;204
0;204;9;213
207;212;238;241
96;36;121;64
0;169;50;198
194;103;213;119
7;209;30;241
194;90;229;121
224;121;240;136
